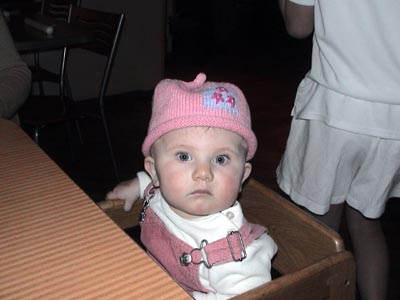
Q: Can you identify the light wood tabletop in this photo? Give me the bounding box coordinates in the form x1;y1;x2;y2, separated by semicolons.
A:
0;119;189;300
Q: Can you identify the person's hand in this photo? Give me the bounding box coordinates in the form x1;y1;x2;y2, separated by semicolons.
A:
106;177;140;212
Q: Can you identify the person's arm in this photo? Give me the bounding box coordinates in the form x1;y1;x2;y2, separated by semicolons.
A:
106;177;140;212
106;171;151;211
0;12;31;121
278;0;314;39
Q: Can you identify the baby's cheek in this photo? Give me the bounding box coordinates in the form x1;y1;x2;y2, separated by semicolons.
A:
172;172;190;186
159;175;186;197
219;176;242;197
223;172;243;187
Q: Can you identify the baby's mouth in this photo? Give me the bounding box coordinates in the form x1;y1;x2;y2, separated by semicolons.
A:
190;189;212;195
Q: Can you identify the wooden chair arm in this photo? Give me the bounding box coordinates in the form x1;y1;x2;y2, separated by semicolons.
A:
97;198;143;229
231;251;355;300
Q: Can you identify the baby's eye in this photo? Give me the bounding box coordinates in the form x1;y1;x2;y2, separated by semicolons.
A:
176;152;191;161
213;155;229;165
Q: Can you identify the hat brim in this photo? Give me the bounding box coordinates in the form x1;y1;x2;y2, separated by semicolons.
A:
141;116;257;161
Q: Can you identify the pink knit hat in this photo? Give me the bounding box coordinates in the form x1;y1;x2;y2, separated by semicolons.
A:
142;73;257;160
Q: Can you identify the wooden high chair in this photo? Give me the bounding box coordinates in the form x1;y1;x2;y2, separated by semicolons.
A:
97;179;355;300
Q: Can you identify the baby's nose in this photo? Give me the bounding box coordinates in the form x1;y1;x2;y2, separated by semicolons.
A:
193;162;213;182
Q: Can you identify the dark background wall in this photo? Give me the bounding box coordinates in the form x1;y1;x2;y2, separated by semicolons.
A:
15;0;302;100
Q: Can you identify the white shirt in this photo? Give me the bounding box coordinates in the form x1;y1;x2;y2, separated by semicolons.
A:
137;171;277;300
289;0;400;139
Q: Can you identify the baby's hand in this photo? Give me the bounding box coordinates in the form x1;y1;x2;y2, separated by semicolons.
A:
106;177;140;212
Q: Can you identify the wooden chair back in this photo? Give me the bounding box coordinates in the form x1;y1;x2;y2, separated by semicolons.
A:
97;178;355;300
240;179;344;273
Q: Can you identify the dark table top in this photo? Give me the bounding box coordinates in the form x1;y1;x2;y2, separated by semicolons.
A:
8;14;93;53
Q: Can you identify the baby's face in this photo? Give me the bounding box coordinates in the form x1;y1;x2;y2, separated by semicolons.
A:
145;127;252;219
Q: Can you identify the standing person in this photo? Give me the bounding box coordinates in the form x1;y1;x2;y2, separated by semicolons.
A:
106;73;277;300
276;1;400;300
0;11;31;123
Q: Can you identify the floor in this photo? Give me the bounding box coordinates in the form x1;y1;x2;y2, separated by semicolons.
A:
23;5;399;299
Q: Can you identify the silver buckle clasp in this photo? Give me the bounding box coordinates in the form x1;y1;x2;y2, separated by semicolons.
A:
227;230;247;262
140;184;156;222
180;239;213;269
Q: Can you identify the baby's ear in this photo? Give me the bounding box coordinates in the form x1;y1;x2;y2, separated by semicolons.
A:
240;162;252;191
242;162;252;183
144;156;159;186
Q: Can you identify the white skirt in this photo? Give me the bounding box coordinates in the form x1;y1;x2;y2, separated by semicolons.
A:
277;118;400;218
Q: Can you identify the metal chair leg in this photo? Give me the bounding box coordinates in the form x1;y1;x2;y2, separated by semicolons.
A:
100;107;120;183
33;126;40;144
65;120;76;162
74;119;84;144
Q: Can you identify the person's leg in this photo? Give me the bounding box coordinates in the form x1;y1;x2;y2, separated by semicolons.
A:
309;203;345;232
345;205;389;300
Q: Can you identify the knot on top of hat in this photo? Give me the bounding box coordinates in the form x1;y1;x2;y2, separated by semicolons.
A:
186;73;206;88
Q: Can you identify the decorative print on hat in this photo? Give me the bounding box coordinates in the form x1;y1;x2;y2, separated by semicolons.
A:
142;73;257;160
202;86;239;114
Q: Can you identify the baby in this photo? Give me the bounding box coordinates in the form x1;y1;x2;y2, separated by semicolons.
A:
107;73;277;300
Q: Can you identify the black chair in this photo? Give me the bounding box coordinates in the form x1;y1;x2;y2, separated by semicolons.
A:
19;6;125;182
40;0;79;19
31;0;81;96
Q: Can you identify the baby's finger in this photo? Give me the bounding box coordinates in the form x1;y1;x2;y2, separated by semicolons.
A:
123;198;135;212
105;190;117;200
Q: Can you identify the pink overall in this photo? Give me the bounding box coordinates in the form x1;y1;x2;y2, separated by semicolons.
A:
140;207;266;294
